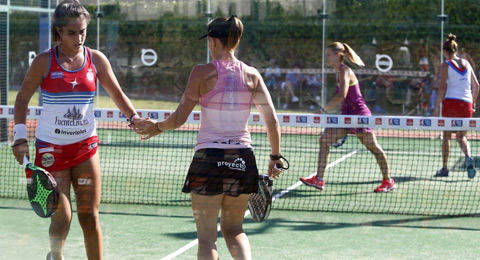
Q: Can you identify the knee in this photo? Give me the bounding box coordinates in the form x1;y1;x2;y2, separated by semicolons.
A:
197;236;217;250
77;212;100;230
221;225;244;239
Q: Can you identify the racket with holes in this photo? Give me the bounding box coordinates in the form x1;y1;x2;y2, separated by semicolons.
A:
248;174;273;222
248;158;289;222
23;155;59;218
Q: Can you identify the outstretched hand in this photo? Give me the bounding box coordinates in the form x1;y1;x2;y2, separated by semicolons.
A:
132;117;163;140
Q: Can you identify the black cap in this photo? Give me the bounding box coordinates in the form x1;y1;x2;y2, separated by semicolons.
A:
198;29;229;40
198;19;231;40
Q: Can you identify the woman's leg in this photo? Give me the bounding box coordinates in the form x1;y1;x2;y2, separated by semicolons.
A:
317;128;348;178
71;153;103;260
442;131;453;170
49;169;73;260
455;131;471;157
356;131;390;180
220;194;252;260
191;193;223;260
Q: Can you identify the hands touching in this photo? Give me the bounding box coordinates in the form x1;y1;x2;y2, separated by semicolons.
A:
131;117;163;140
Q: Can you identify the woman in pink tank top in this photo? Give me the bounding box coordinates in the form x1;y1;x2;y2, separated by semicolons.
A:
136;15;282;259
299;42;396;193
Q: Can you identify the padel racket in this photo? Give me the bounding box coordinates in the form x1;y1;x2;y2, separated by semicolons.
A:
332;134;347;148
23;155;59;218
248;174;273;222
248;157;290;222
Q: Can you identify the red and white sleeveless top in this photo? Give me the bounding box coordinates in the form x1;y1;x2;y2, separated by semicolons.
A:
195;60;254;151
445;59;473;103
36;46;97;145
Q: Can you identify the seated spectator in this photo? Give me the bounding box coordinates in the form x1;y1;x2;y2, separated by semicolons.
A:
405;57;430;115
281;64;304;109
305;73;322;110
264;58;281;92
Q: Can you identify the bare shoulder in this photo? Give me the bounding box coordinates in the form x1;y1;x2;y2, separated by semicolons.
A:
190;63;217;82
31;50;50;68
89;49;108;64
339;65;352;75
29;50;51;76
243;63;262;81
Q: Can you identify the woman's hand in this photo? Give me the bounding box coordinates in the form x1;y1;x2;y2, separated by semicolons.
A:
11;140;29;165
133;117;163;140
269;160;284;179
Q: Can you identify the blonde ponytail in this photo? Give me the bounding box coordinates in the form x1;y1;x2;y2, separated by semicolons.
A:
327;42;365;67
343;43;365;67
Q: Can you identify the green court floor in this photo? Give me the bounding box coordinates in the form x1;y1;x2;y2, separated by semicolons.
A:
1;198;479;260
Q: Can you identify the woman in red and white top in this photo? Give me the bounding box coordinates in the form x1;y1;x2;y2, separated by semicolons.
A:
11;1;139;259
433;34;479;179
136;15;282;260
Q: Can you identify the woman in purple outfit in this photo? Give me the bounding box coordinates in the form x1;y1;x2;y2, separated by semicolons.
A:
299;42;395;193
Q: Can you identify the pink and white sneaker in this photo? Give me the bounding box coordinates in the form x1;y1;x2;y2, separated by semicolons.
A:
374;179;396;193
299;176;325;190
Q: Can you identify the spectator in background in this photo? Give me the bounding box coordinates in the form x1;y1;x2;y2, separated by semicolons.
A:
304;73;322;110
280;64;304;109
404;57;431;115
264;58;281;92
426;64;442;116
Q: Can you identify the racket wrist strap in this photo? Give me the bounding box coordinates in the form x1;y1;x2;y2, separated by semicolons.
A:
270;154;283;161
14;124;27;141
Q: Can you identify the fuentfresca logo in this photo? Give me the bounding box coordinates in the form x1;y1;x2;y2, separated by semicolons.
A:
217;158;246;171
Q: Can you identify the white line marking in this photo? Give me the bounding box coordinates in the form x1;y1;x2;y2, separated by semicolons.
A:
161;150;358;259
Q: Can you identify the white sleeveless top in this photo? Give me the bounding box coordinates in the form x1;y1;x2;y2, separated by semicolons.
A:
195;60;254;151
445;59;473;103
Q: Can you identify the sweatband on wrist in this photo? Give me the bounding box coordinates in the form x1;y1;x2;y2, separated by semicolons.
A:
14;124;27;141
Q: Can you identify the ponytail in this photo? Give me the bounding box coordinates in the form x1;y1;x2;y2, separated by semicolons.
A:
227;15;243;50
327;42;365;67
443;33;458;54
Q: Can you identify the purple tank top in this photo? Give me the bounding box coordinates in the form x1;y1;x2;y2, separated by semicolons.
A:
195;60;253;151
335;65;371;116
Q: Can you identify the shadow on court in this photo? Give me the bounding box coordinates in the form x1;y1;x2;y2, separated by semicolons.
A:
243;214;480;235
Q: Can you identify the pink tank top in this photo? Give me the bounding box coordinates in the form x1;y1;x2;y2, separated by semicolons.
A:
195;60;253;151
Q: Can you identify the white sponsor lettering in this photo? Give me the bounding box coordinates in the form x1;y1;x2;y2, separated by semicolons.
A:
39;147;54;153
217;158;246;171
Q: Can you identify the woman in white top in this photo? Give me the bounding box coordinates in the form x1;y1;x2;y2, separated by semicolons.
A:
433;33;479;178
135;15;282;260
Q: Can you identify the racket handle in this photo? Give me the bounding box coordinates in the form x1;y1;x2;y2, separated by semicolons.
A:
273;163;284;172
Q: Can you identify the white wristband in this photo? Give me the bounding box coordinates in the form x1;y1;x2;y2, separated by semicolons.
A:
14;124;27;141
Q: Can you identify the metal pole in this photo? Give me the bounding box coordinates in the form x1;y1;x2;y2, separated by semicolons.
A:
319;0;328;108
440;0;444;63
205;0;212;64
96;0;101;107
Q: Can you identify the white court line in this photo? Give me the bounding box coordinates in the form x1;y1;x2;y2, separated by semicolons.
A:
160;150;359;260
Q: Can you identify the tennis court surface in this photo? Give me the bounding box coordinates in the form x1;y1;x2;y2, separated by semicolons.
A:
1;106;480;259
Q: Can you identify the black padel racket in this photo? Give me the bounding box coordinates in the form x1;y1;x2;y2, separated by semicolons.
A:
248;174;273;222
23;155;59;218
